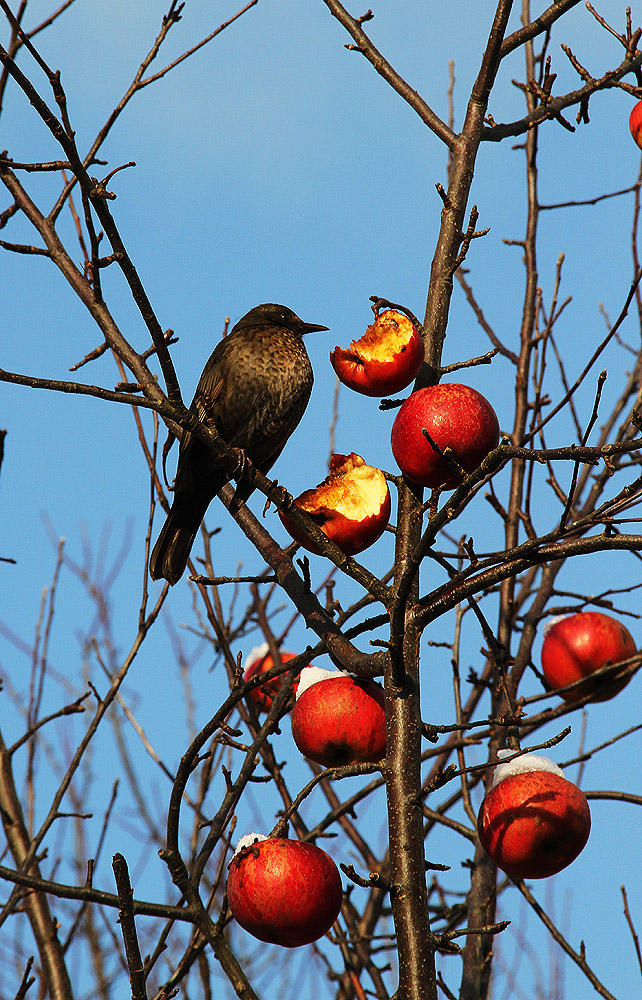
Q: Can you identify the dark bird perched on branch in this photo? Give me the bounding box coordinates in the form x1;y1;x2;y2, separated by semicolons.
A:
150;303;328;585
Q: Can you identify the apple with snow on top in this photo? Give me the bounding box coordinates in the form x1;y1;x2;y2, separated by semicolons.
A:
477;751;591;879
330;309;425;396
243;643;309;711
226;834;343;947
279;453;390;556
390;383;500;489
291;667;386;767
630;100;642;150
541;611;638;703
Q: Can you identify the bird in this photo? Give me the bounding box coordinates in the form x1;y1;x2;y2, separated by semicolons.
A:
149;303;328;585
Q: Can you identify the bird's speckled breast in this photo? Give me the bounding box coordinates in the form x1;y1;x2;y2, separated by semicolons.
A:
201;324;313;466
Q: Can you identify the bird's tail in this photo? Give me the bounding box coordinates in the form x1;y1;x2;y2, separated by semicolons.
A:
149;498;209;585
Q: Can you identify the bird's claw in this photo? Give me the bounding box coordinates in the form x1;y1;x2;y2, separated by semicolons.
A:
262;480;292;517
232;447;248;478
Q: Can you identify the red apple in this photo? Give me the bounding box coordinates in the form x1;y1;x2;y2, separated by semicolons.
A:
227;834;343;947
630;100;642;150
390;383;500;489
291;668;386;766
279;453;390;556
477;753;591;879
243;643;308;711
330;309;425;396
541;611;638;703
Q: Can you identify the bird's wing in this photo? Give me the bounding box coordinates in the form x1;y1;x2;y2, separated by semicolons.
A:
192;350;227;422
171;358;227;493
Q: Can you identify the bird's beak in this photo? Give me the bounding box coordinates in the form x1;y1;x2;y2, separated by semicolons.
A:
301;322;329;334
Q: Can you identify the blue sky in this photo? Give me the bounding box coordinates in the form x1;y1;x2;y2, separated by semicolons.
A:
2;2;642;997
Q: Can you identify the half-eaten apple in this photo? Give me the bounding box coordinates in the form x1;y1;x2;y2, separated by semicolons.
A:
330;309;425;396
279;453;390;556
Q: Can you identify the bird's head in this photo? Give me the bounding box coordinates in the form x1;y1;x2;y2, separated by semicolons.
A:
237;303;328;336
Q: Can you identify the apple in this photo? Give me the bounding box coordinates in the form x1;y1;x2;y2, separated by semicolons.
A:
227;834;343;947
330;309;425;396
243;643;308;711
279;453;391;556
541;611;638;703
390;383;500;489
477;752;591;879
291;667;386;767
630;100;642;150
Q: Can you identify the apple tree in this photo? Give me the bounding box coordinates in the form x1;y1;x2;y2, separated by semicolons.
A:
2;2;642;999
